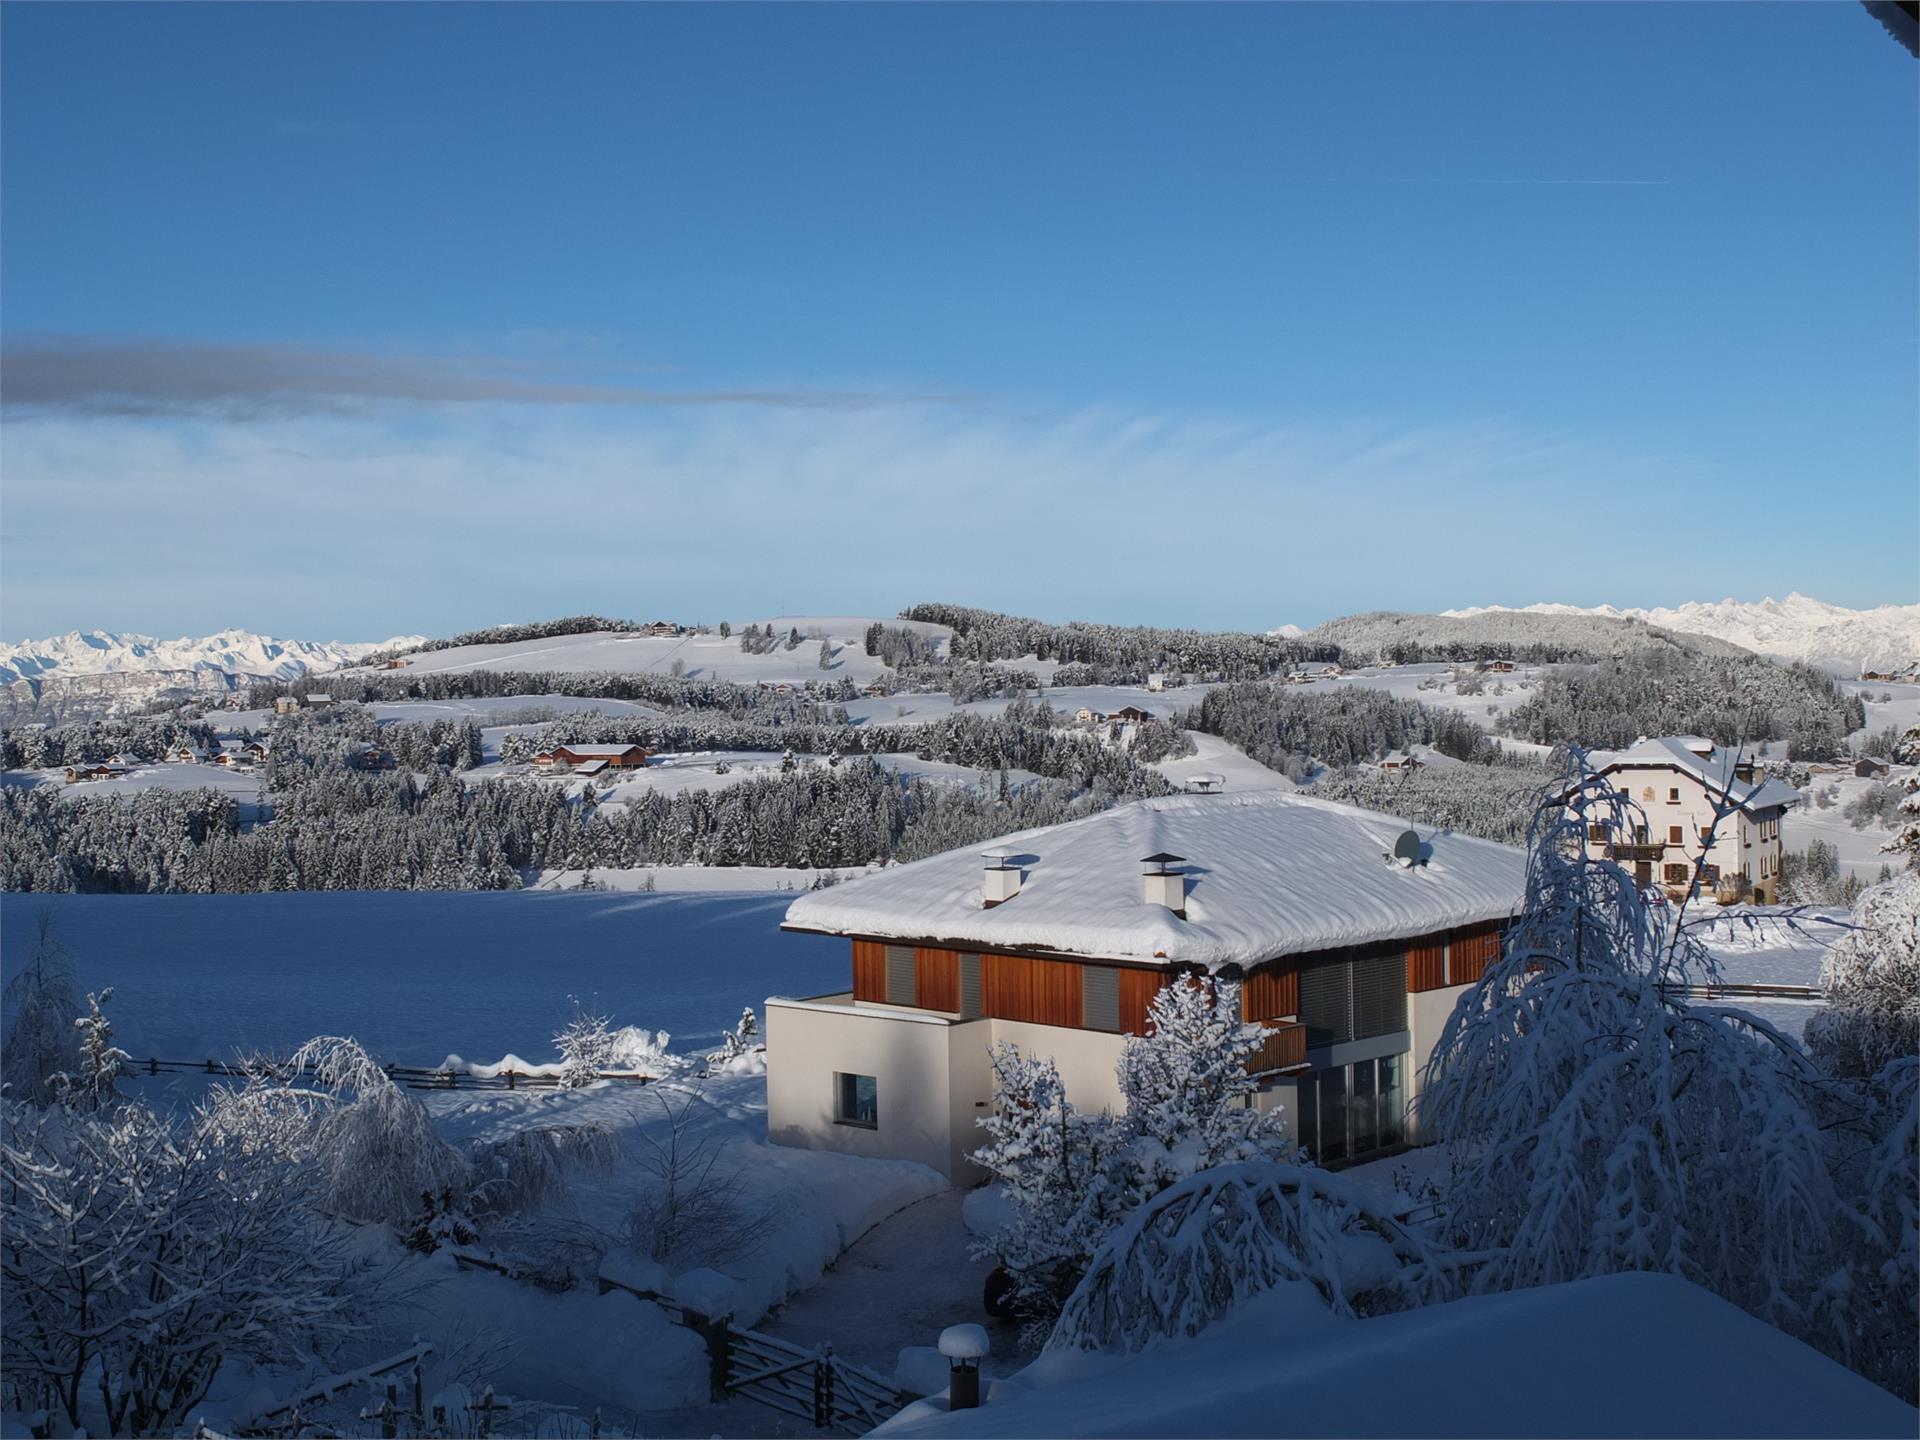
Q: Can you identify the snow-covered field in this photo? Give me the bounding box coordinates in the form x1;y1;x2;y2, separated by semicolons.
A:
1790;767;1908;880
0;891;845;1065
2;759;266;806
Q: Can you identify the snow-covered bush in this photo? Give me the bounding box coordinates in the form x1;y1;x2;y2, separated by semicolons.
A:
1116;977;1287;1192
705;1007;760;1069
1;1095;371;1436
469;1122;622;1214
68;988;129;1112
1805;871;1920;1081
624;1088;772;1269
972;978;1293;1335
554;1001;615;1088
1050;1162;1470;1354
608;1023;681;1077
218;1035;468;1230
1422;751;1882;1391
1881;724;1920;862
406;1185;480;1254
1;912;78;1105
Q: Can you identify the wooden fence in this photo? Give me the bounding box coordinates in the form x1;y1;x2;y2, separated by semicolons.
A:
125;1055;661;1092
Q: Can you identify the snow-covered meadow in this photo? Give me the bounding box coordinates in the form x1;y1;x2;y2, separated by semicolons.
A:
0;890;844;1065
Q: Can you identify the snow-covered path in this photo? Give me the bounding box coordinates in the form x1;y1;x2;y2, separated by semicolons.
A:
757;1189;1018;1378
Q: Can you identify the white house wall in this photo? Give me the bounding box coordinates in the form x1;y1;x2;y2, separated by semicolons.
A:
765;996;974;1179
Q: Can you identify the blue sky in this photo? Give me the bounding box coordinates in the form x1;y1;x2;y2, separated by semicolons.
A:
2;2;1914;641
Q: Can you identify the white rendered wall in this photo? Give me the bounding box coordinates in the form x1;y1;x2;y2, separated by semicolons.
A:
1405;982;1468;1144
988;1018;1129;1117
765;997;962;1179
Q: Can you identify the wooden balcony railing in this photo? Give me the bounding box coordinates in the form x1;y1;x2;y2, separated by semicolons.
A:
1606;842;1668;863
1246;1020;1308;1076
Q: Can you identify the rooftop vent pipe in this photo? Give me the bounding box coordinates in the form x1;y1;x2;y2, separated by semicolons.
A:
1141;852;1187;918
982;851;1021;908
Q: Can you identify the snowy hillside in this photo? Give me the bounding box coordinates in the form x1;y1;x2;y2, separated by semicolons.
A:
1443;595;1920;676
362;616;952;686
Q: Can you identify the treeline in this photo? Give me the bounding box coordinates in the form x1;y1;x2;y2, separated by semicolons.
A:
499;699;1181;796
361;615;657;665
1299;609;1749;666
1182;685;1502;774
899;603;1333;683
1503;651;1863;759
0;755;1160;894
1;716;222;770
1305;764;1550;845
247;668;845;725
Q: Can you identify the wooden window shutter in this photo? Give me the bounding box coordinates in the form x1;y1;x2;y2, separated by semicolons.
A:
1082;966;1120;1032
959;954;983;1020
884;944;917;1006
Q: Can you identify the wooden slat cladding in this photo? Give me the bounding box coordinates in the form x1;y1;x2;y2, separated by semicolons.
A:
1407;937;1448;993
915;947;960;1013
982;952;1085;1027
1448;923;1504;986
1242;962;1300;1021
1119;968;1164;1035
851;939;886;1003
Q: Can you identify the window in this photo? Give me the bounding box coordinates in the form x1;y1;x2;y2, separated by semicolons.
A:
1082;965;1119;1032
1663;863;1690;885
833;1073;878;1128
1316;1067;1348;1164
1300;949;1407;1048
1295;1055;1407;1165
884;945;916;1006
1701;864;1720;885
1587;824;1609;844
1378;1055;1405;1147
1668;825;1684;844
1668;787;1681;804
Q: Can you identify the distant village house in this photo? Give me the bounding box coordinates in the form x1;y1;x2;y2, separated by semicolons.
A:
1570;736;1798;906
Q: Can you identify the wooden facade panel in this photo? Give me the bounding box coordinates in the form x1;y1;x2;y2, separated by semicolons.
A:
1033;957;1083;1028
1243;962;1300;1021
1407;937;1448;993
852;939;886;1003
1447;923;1504;987
982;952;1034;1021
915;947;960;1014
1119;968;1165;1035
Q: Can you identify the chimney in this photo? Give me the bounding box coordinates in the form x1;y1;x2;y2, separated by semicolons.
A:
982;852;1021;908
1141;852;1187;918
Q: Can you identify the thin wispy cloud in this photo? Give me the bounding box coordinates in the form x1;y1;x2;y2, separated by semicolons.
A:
0;336;955;420
0;401;1722;640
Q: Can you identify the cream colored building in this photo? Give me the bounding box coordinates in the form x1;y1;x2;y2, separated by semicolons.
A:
1574;736;1799;905
767;792;1526;1182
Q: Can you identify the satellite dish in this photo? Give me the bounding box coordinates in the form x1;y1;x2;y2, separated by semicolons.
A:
1392;830;1423;868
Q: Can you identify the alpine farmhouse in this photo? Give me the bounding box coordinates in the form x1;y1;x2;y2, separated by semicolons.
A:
1572;736;1798;904
769;791;1526;1181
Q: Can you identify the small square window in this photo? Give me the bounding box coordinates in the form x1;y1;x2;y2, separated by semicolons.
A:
834;1073;877;1128
1668;788;1680;803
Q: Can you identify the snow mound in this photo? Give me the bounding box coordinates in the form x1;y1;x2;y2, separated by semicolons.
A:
877;1272;1918;1437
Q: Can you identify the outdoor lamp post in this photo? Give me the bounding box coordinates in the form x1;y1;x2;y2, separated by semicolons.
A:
938;1324;989;1410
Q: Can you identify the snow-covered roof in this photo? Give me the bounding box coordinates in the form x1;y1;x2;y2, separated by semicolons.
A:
783;792;1526;970
1590;737;1800;813
554;743;645;757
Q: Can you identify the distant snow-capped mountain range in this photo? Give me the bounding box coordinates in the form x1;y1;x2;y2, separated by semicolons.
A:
0;630;425;714
1440;595;1918;676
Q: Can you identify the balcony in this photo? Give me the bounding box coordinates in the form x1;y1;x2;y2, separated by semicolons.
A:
1606;842;1668;863
1246;1020;1309;1076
